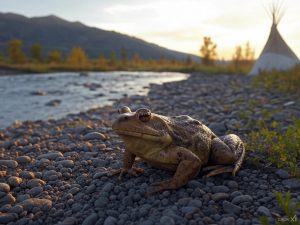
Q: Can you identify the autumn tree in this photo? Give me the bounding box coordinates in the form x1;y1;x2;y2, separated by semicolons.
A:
120;47;127;65
47;49;62;63
232;45;243;69
31;43;43;62
67;47;88;65
200;36;217;65
7;39;26;64
244;41;255;62
109;50;116;66
132;53;141;65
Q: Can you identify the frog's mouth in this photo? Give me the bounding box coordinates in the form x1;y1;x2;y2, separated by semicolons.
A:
114;129;172;143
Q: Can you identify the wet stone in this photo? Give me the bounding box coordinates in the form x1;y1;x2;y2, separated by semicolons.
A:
16;156;31;164
19;198;52;211
8;176;22;187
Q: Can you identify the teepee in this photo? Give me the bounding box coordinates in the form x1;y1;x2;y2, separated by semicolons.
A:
249;3;299;75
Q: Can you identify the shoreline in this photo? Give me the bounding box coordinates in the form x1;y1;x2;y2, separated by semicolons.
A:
0;73;299;224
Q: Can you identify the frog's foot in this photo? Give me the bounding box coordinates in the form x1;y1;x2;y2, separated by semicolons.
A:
205;165;233;177
202;165;224;172
147;178;179;196
106;167;144;180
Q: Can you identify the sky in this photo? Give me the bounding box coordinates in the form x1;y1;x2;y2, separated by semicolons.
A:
1;0;300;59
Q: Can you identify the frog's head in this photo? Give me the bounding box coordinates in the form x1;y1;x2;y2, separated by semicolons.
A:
112;106;172;144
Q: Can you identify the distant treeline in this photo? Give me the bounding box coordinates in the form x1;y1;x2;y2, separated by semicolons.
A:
0;38;255;74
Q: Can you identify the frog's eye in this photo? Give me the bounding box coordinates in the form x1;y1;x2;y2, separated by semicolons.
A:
136;108;151;122
118;106;131;114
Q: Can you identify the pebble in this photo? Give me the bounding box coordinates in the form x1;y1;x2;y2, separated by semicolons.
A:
82;213;98;225
212;185;230;193
275;169;289;179
8;176;22;187
282;179;300;189
232;195;253;205
0;193;16;205
19;198;52;211
159;216;175;225
220;217;235;225
211;193;229;201
0;183;10;193
27;179;46;188
0;213;18;223
16;156;31;164
257;206;271;217
83;132;106;141
57;160;74;168
222;201;241;215
38;152;63;160
103;216;117;225
0;160;18;168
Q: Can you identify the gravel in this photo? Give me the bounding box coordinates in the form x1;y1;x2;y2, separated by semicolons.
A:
0;73;299;224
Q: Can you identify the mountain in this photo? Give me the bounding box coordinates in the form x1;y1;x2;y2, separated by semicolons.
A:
0;12;200;61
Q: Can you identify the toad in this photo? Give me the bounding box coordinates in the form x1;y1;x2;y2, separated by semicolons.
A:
109;106;245;195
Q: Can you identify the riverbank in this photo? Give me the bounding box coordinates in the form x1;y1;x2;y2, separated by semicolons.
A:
0;73;299;225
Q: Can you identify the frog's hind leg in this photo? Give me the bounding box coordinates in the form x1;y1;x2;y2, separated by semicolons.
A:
209;134;245;177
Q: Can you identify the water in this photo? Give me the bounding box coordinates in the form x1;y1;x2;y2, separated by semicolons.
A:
0;71;188;128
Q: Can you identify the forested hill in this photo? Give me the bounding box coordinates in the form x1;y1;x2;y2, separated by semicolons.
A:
0;12;199;61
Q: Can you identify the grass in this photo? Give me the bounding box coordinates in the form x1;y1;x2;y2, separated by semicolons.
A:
260;191;300;225
253;65;300;95
0;60;253;75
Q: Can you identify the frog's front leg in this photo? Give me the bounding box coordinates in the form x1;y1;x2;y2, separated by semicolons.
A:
208;134;245;177
107;149;144;179
148;146;202;195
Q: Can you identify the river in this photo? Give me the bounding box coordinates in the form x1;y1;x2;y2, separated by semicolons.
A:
0;71;188;128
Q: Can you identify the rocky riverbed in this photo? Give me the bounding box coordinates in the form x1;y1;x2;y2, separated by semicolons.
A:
0;73;300;225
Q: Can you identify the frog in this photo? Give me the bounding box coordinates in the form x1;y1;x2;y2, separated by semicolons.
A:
109;106;245;195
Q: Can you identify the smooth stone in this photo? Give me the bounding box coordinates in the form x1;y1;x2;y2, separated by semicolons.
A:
0;160;18;168
180;206;199;214
57;160;74;168
82;213;98;225
188;199;202;208
0;183;10;193
60;217;77;225
19;171;35;179
27;187;43;196
211;193;229;201
27;179;46;188
209;122;227;134
0;213;18;223
94;196;109;208
223;201;241;215
275;169;289;179
220;217;235;225
212;185;230;193
8;205;23;214
8;176;22;187
0;193;16;205
227;181;239;188
16;156;31;164
257;206;271;217
37;152;63;160
18;198;52;211
103;216;117;225
83;132;106;141
159;216;175;225
232;195;253;204
282;179;300;190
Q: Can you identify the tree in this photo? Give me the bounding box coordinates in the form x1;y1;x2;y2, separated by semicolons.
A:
200;36;217;65
98;52;106;65
120;47;127;65
67;47;88;65
244;41;255;62
185;55;193;65
31;43;43;62
109;50;116;66
232;45;243;69
7;39;26;64
132;53;141;65
47;49;62;63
